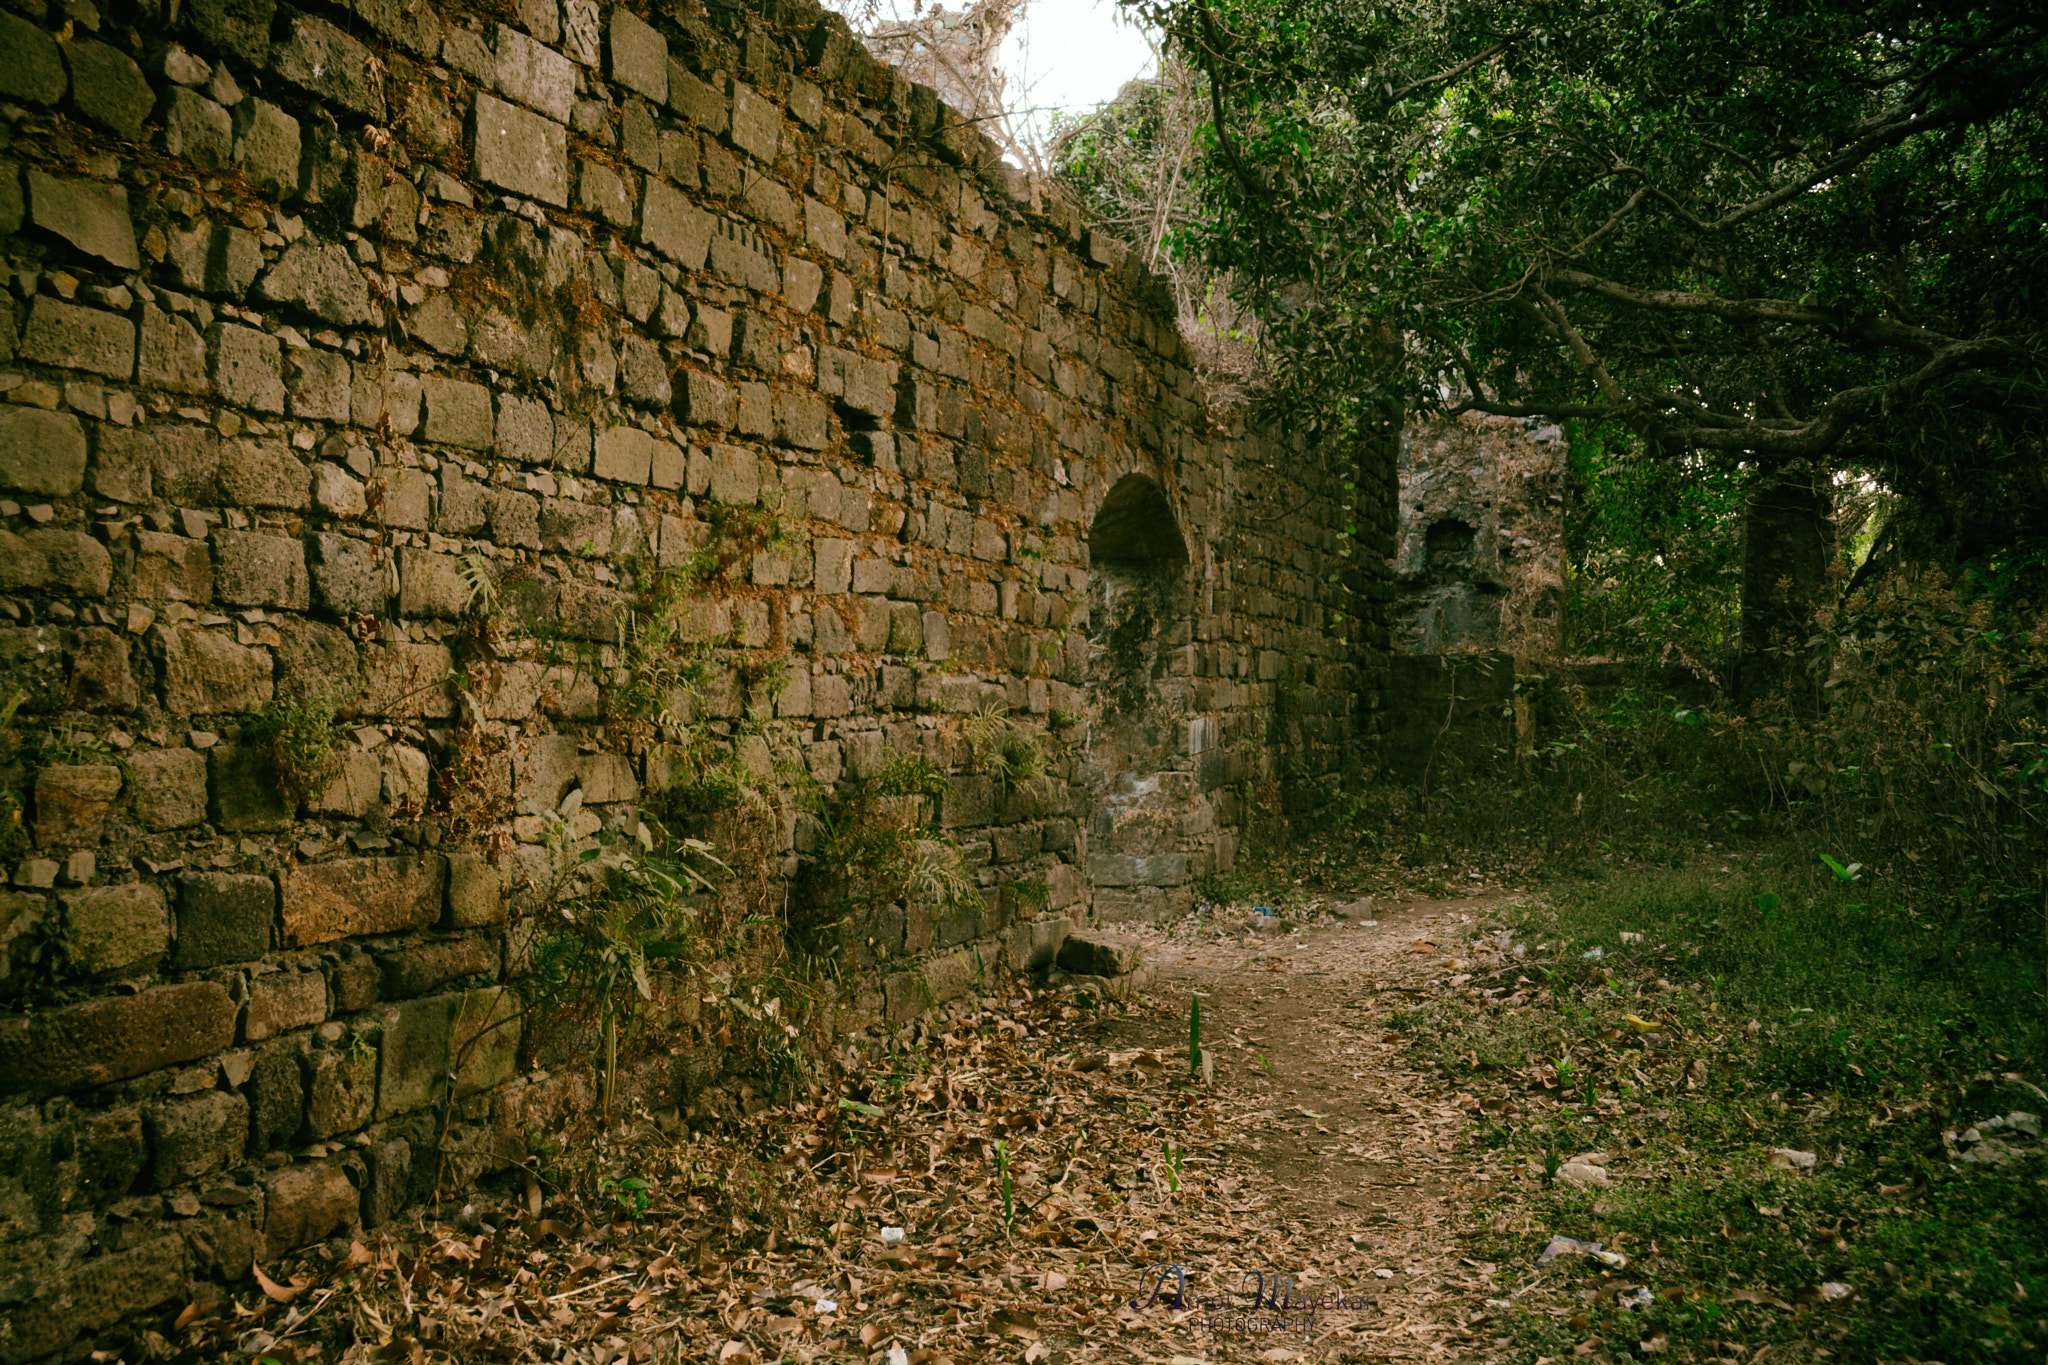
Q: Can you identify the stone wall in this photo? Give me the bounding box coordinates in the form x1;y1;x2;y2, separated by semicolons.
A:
0;0;1386;1352
1392;413;1566;655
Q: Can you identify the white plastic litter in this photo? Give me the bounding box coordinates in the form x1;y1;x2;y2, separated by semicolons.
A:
1537;1234;1625;1268
879;1227;906;1246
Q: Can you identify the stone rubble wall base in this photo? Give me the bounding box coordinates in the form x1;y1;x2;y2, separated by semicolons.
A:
0;0;1391;1353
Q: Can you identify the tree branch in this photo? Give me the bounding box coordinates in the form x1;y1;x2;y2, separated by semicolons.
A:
1544;270;1958;351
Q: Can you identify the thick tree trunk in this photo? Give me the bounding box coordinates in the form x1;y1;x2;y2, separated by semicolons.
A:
1737;461;1835;711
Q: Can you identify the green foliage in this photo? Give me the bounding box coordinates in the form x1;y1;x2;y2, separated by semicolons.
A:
609;566;720;738
0;687;26;863
994;1138;1015;1227
794;752;980;937
1562;422;1745;664
522;827;728;1122
598;1173;651;1221
1408;868;2044;1362
964;703;1055;798
1135;0;2048;570
243;691;346;810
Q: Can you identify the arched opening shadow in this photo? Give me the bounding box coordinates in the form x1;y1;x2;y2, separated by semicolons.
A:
1082;475;1198;920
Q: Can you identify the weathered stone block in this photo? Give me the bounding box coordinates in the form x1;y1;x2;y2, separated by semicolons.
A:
352;365;424;434
245;969;327;1040
158;624;272;714
34;763;121;848
707;444;759;504
0;10;66;107
359;642;454;717
138;304;210;393
149;1089;247;1188
274;616;359;697
0;530;50;593
282;855;444;947
593;424;656;484
175;872;273;969
667;64;726;132
495;393;552;464
259;238;373;325
288;349;352;422
92;426;153;504
640;176;711;268
166;221;262;298
446;851;507;927
210;322;287;412
1088;853;1189;887
728;80;781;162
775;390;830;450
211;530;309;608
127;747;208;830
1056;927;1143;977
64;38;152;139
262;1163;358;1257
19;296;134;378
310;533;386;617
435;468;487;534
25;169;138;270
209;742;293;830
220;438;310;508
608;7;666;101
183;1214;257;1283
578;160;633;227
680;370;735;426
78;1106;147;1199
311;747;380;817
64;883;167;975
407;292;468;355
248;1043;306;1152
272;14;385;118
0;982;235;1087
67;627;137;711
420;375;493;448
305;1043;377;1137
397;546;467;618
100;431;207;515
0;1235;187;1365
540;496;612;554
379;938;495;999
183;0;276;66
233;98;302;197
0;406;86;496
355;0;442;54
473;92;568;206
159;87;233;168
21;529;111;596
374;986;513;1118
619;334;671;406
495;24;574;120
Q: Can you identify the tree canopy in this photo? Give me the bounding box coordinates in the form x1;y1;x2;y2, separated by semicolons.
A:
1127;0;2048;571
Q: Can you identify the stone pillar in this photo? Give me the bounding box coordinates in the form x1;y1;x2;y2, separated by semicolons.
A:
1737;460;1835;711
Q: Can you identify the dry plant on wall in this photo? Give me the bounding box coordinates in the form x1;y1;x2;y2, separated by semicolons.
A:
850;0;1050;174
1049;58;1266;402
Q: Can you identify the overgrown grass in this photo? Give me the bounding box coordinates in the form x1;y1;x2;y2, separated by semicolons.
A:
1410;866;2045;1363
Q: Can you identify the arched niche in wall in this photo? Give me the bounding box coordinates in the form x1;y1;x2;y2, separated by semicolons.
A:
1080;473;1199;922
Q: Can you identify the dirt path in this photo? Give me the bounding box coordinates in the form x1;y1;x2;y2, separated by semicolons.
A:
203;891;1543;1365
1070;889;1531;1363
